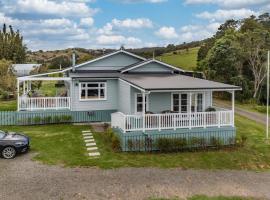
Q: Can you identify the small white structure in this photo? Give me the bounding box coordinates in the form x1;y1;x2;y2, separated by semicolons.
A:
12;64;41;77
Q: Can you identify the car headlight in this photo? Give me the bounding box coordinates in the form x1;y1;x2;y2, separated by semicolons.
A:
15;141;27;146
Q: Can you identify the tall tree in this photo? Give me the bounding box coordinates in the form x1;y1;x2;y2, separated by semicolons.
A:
0;24;27;63
0;59;16;95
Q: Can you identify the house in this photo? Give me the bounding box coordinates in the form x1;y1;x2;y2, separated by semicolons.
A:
17;49;241;151
12;64;41;77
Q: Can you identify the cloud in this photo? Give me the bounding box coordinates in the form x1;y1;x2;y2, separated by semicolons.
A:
111;18;153;29
155;26;178;39
1;0;98;17
118;0;167;3
184;0;269;9
80;17;94;27
96;34;142;47
196;8;257;22
179;23;220;42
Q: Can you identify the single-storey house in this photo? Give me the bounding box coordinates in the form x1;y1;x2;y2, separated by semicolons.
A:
17;49;241;151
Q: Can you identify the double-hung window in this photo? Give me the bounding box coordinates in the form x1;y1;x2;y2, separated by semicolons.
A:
80;82;106;100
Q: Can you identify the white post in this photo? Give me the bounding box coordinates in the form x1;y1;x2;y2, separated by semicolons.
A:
232;91;235;127
17;79;20;111
23;81;26;94
142;92;146;132
189;92;192;129
267;50;269;139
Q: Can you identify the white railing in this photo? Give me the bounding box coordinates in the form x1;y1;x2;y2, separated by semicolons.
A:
19;97;71;111
111;111;233;133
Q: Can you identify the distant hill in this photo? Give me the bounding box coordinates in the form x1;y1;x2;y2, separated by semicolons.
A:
26;40;202;70
158;47;199;71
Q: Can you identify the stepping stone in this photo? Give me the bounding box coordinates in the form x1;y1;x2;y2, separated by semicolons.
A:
89;152;100;157
86;142;96;147
84;136;93;139
82;130;91;133
83;133;92;136
85;139;95;143
87;147;98;151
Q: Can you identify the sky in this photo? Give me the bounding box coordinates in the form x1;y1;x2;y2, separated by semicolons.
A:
0;0;269;51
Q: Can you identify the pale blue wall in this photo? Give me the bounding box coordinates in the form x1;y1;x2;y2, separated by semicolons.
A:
118;80;132;114
149;92;171;113
70;79;118;111
76;52;142;71
129;62;173;73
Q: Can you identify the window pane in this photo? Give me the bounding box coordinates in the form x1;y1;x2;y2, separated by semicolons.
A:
81;90;86;99
87;83;99;87
181;94;187;100
81;83;86;88
197;93;203;112
137;96;142;103
137;104;142;112
181;106;187;113
87;89;98;99
100;89;105;98
173;106;179;112
100;83;105;87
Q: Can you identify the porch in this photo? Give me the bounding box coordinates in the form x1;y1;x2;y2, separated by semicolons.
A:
17;76;71;111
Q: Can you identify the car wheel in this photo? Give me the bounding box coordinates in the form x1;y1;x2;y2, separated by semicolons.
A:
2;146;16;159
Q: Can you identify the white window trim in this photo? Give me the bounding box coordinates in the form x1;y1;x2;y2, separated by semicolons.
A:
171;92;205;113
79;82;107;101
135;93;149;114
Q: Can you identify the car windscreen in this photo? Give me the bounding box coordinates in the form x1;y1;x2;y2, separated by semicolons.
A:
0;131;6;139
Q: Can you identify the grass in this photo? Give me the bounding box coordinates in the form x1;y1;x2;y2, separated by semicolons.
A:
0;99;17;111
149;195;255;200
158;47;199;71
1;115;270;170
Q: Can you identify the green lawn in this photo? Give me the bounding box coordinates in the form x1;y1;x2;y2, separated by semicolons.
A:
1;115;270;170
158;47;199;71
0;99;17;111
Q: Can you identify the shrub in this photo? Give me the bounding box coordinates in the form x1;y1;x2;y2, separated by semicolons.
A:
205;107;216;112
210;137;222;148
127;139;134;151
62;115;72;122
53;116;61;123
156;138;171;152
44;116;52;123
111;135;121;151
0;91;9;100
236;134;247;147
33;116;41;124
104;123;110;131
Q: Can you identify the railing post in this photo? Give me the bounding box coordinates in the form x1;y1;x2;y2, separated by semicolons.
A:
218;112;221;128
204;112;206;128
158;114;161;131
123;115;126;133
173;114;176;130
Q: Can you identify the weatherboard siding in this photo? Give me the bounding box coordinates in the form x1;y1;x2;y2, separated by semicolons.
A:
118;80;132;114
71;79;118;111
129;62;173;73
76;52;142;71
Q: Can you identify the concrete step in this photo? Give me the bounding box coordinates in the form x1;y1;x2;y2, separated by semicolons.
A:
87;147;98;151
82;130;91;133
84;136;93;139
89;152;100;157
83;133;92;136
86;142;96;147
85;139;95;143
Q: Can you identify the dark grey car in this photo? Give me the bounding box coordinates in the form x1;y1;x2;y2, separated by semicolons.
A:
0;130;30;159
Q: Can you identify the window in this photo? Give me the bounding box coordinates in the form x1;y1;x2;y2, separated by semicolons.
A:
136;93;148;113
80;82;106;100
191;93;203;112
172;93;188;113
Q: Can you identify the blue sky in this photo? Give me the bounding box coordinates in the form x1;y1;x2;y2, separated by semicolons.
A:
0;0;269;50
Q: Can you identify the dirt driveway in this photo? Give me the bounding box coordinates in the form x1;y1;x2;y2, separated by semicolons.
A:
1;154;270;200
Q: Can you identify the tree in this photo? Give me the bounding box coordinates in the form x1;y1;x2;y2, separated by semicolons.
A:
0;59;16;96
239;21;270;98
0;24;27;63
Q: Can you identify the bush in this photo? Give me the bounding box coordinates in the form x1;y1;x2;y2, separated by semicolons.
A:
44;116;52;123
205;107;216;112
62;115;72;122
111;135;121;151
156;137;187;152
127;139;133;151
53;116;61;123
33;116;41;124
236;134;247;147
210;137;222;148
0;91;9;100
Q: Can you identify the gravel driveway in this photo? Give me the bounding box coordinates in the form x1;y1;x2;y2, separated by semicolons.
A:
1;153;270;200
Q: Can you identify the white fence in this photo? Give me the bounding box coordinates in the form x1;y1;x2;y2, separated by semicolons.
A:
19;97;71;111
111;111;233;133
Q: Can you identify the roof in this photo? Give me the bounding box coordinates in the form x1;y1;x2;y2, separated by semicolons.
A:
120;59;184;73
12;64;41;71
120;74;241;91
69;72;241;91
